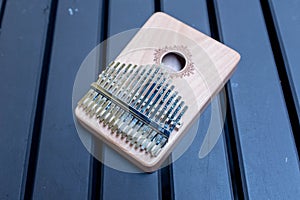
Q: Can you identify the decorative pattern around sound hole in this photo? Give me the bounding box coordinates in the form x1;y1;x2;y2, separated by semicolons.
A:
153;45;195;78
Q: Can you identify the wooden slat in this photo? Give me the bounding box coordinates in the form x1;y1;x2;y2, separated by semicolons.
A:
162;0;233;199
270;0;300;120
32;1;102;199
215;0;300;199
101;0;160;199
162;0;210;35
107;0;153;36
0;0;50;199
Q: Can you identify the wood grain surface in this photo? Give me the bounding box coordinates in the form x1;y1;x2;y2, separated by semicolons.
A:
75;12;240;171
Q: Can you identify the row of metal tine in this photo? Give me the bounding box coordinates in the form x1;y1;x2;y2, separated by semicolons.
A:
78;62;188;156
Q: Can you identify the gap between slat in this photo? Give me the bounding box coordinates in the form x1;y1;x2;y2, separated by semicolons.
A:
88;0;110;200
156;0;175;199
0;0;7;28
207;0;248;199
260;0;300;157
22;0;59;199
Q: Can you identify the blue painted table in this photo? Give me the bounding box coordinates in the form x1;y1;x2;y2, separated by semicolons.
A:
0;0;299;199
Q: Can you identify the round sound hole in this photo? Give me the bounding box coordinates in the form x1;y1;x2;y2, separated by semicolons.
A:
161;52;186;72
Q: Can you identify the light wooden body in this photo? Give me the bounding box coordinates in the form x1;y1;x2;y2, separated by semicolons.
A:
75;12;240;172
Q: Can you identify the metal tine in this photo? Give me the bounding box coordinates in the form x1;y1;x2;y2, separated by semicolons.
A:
96;99;111;118
150;146;160;156
104;63;127;90
123;117;138;136
151;137;167;156
110;110;129;133
125;65;153;104
82;63;189;156
122;118;139;139
96;65;111;85
169;104;187;131
97;62;116;85
144;139;156;152
118;114;133;136
155;135;168;147
140;78;165;113
156;90;178;118
118;95;141;135
118;65;147;101
169;105;188;132
94;97;109;116
149;85;174;119
134;125;151;146
140;131;157;150
127;123;145;143
124;65;150;103
98;62;120;86
114;112;130;135
101;63;125;89
81;90;98;107
116;65;142;99
152;134;165;145
135;127;153;148
123;65;152;104
140;76;167;114
135;68;164;111
98;103;116;122
97;101;112;119
110;111;126;133
154;90;178;121
85;94;103;115
100;62;122;87
104;106;120;126
108;108;125;129
145;80;171;116
135;80;158;111
127;121;143;142
78;89;94;106
131;66;160;108
160;96;182;124
93;96;108;116
112;64;138;96
147;133;166;152
101;103;115;123
146;139;157;152
117;66;146;102
82;91;99;110
148;134;167;153
155;89;178;121
86;100;98;115
107;64;134;93
82;99;94;111
123;116;136;130
135;66;163;107
89;95;107;116
141;130;157;148
165;101;185;127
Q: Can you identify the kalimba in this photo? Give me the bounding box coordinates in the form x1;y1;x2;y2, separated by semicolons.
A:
75;12;240;172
